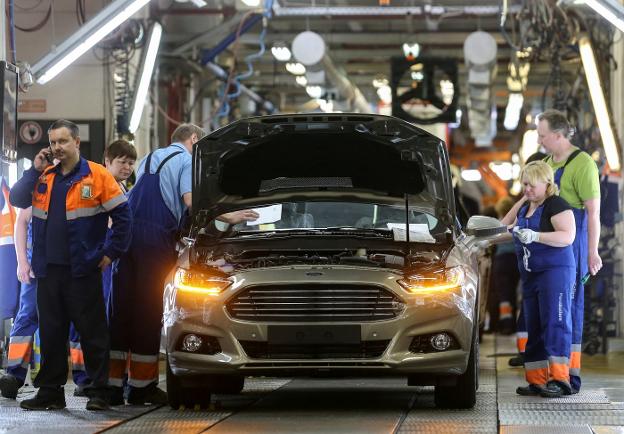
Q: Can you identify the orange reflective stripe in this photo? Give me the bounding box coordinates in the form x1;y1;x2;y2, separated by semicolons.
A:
526;367;548;385
549;362;570;382
129;360;159;382
570;351;581;369
70;348;84;366
109;358;128;381
8;342;31;362
517;337;528;353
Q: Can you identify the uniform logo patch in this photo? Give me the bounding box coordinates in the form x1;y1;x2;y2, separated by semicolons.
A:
81;184;93;199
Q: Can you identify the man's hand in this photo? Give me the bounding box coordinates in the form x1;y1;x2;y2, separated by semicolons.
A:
33;147;53;172
515;228;540;244
98;255;112;272
17;261;33;284
588;249;602;276
218;210;260;225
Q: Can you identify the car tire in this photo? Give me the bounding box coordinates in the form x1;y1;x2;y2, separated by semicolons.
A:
166;358;212;409
434;335;478;409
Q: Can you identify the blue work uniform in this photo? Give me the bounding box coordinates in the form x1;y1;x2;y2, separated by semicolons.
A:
108;149;186;389
552;151;588;392
514;197;575;390
5;219;88;387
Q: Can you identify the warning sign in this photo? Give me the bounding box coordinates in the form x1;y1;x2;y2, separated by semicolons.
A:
19;121;44;145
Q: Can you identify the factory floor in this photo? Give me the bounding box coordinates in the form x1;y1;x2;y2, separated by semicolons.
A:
1;335;623;433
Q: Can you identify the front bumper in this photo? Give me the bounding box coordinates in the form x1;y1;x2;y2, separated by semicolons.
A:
163;266;476;378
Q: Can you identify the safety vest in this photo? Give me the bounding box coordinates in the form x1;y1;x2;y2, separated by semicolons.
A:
27;158;127;277
0;177;19;319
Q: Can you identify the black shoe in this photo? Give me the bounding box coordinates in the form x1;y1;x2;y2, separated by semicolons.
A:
516;384;545;396
86;397;109;411
0;374;23;399
127;384;168;405
73;385;87;397
508;354;525;367
20;390;66;410
539;381;571;398
108;386;125;406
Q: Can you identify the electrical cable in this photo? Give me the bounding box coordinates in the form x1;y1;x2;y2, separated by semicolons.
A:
9;0;17;64
13;1;50;32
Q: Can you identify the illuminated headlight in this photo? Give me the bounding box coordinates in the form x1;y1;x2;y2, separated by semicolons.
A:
430;333;452;351
398;266;465;294
182;334;203;352
174;268;232;296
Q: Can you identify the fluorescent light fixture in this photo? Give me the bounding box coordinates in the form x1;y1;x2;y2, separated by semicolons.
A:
189;0;207;6
520;130;540;163
489;162;514;181
285;62;306;75
32;0;153;84
295;75;307;86
503;92;523;130
577;0;624;33
129;22;162;134
376;85;392;104
411;71;424;81
402;42;420;60
461;169;482;182
579;36;621;171
241;0;261;6
271;44;291;62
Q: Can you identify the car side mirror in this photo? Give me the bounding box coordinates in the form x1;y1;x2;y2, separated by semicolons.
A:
465;215;507;238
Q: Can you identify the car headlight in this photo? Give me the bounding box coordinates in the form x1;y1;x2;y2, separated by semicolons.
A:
398;266;465;293
174;268;232;296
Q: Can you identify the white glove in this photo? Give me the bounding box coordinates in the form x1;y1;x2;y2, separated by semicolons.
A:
515;228;540;244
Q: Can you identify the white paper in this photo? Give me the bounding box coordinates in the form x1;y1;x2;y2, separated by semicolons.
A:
247;204;283;225
388;223;436;243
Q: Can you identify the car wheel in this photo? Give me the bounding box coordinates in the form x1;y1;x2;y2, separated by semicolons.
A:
166;358;212;409
434;335;478;409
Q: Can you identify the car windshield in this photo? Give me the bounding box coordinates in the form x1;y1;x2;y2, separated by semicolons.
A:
228;201;444;236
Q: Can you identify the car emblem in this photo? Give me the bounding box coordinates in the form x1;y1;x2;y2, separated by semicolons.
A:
305;271;324;276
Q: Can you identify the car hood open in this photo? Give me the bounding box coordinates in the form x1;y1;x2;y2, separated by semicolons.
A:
192;114;456;228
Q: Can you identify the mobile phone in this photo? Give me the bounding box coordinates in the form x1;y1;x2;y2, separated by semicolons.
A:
45;147;54;164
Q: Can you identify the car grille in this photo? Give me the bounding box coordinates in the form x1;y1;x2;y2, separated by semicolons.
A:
226;284;404;322
239;340;391;359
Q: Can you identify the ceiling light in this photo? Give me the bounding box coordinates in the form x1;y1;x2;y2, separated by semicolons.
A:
32;0;153;84
489;162;514;181
520;130;540;163
577;0;624;33
129;22;162;133
503;92;523;131
285;62;306;75
411;71;424;81
271;44;291;62
402;42;420;61
579;36;621;171
189;0;207;6
295;75;307;86
317;99;334;112
372;76;388;88
461;169;482;182
241;0;261;6
306;85;323;98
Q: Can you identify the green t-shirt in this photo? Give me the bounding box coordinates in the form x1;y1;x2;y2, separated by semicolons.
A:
546;147;600;209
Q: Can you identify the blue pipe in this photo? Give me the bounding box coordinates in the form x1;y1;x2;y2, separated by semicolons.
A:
200;14;263;65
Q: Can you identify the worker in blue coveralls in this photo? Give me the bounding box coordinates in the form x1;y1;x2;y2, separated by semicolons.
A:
538;109;601;394
501;161;576;398
107;123;258;406
10;119;131;411
0;206;89;400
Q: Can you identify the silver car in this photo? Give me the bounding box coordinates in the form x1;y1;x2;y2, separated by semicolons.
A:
163;114;505;409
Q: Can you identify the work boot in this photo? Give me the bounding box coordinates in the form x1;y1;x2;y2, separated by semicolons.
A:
86;397;109;411
0;374;23;399
127;384;168;405
540;381;571;398
108;386;125;406
508;353;524;367
516;384;546;396
20;388;66;410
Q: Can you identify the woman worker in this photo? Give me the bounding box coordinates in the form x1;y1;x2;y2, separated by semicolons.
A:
500;161;576;398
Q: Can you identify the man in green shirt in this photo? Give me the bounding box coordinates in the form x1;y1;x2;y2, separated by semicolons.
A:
537;109;602;393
